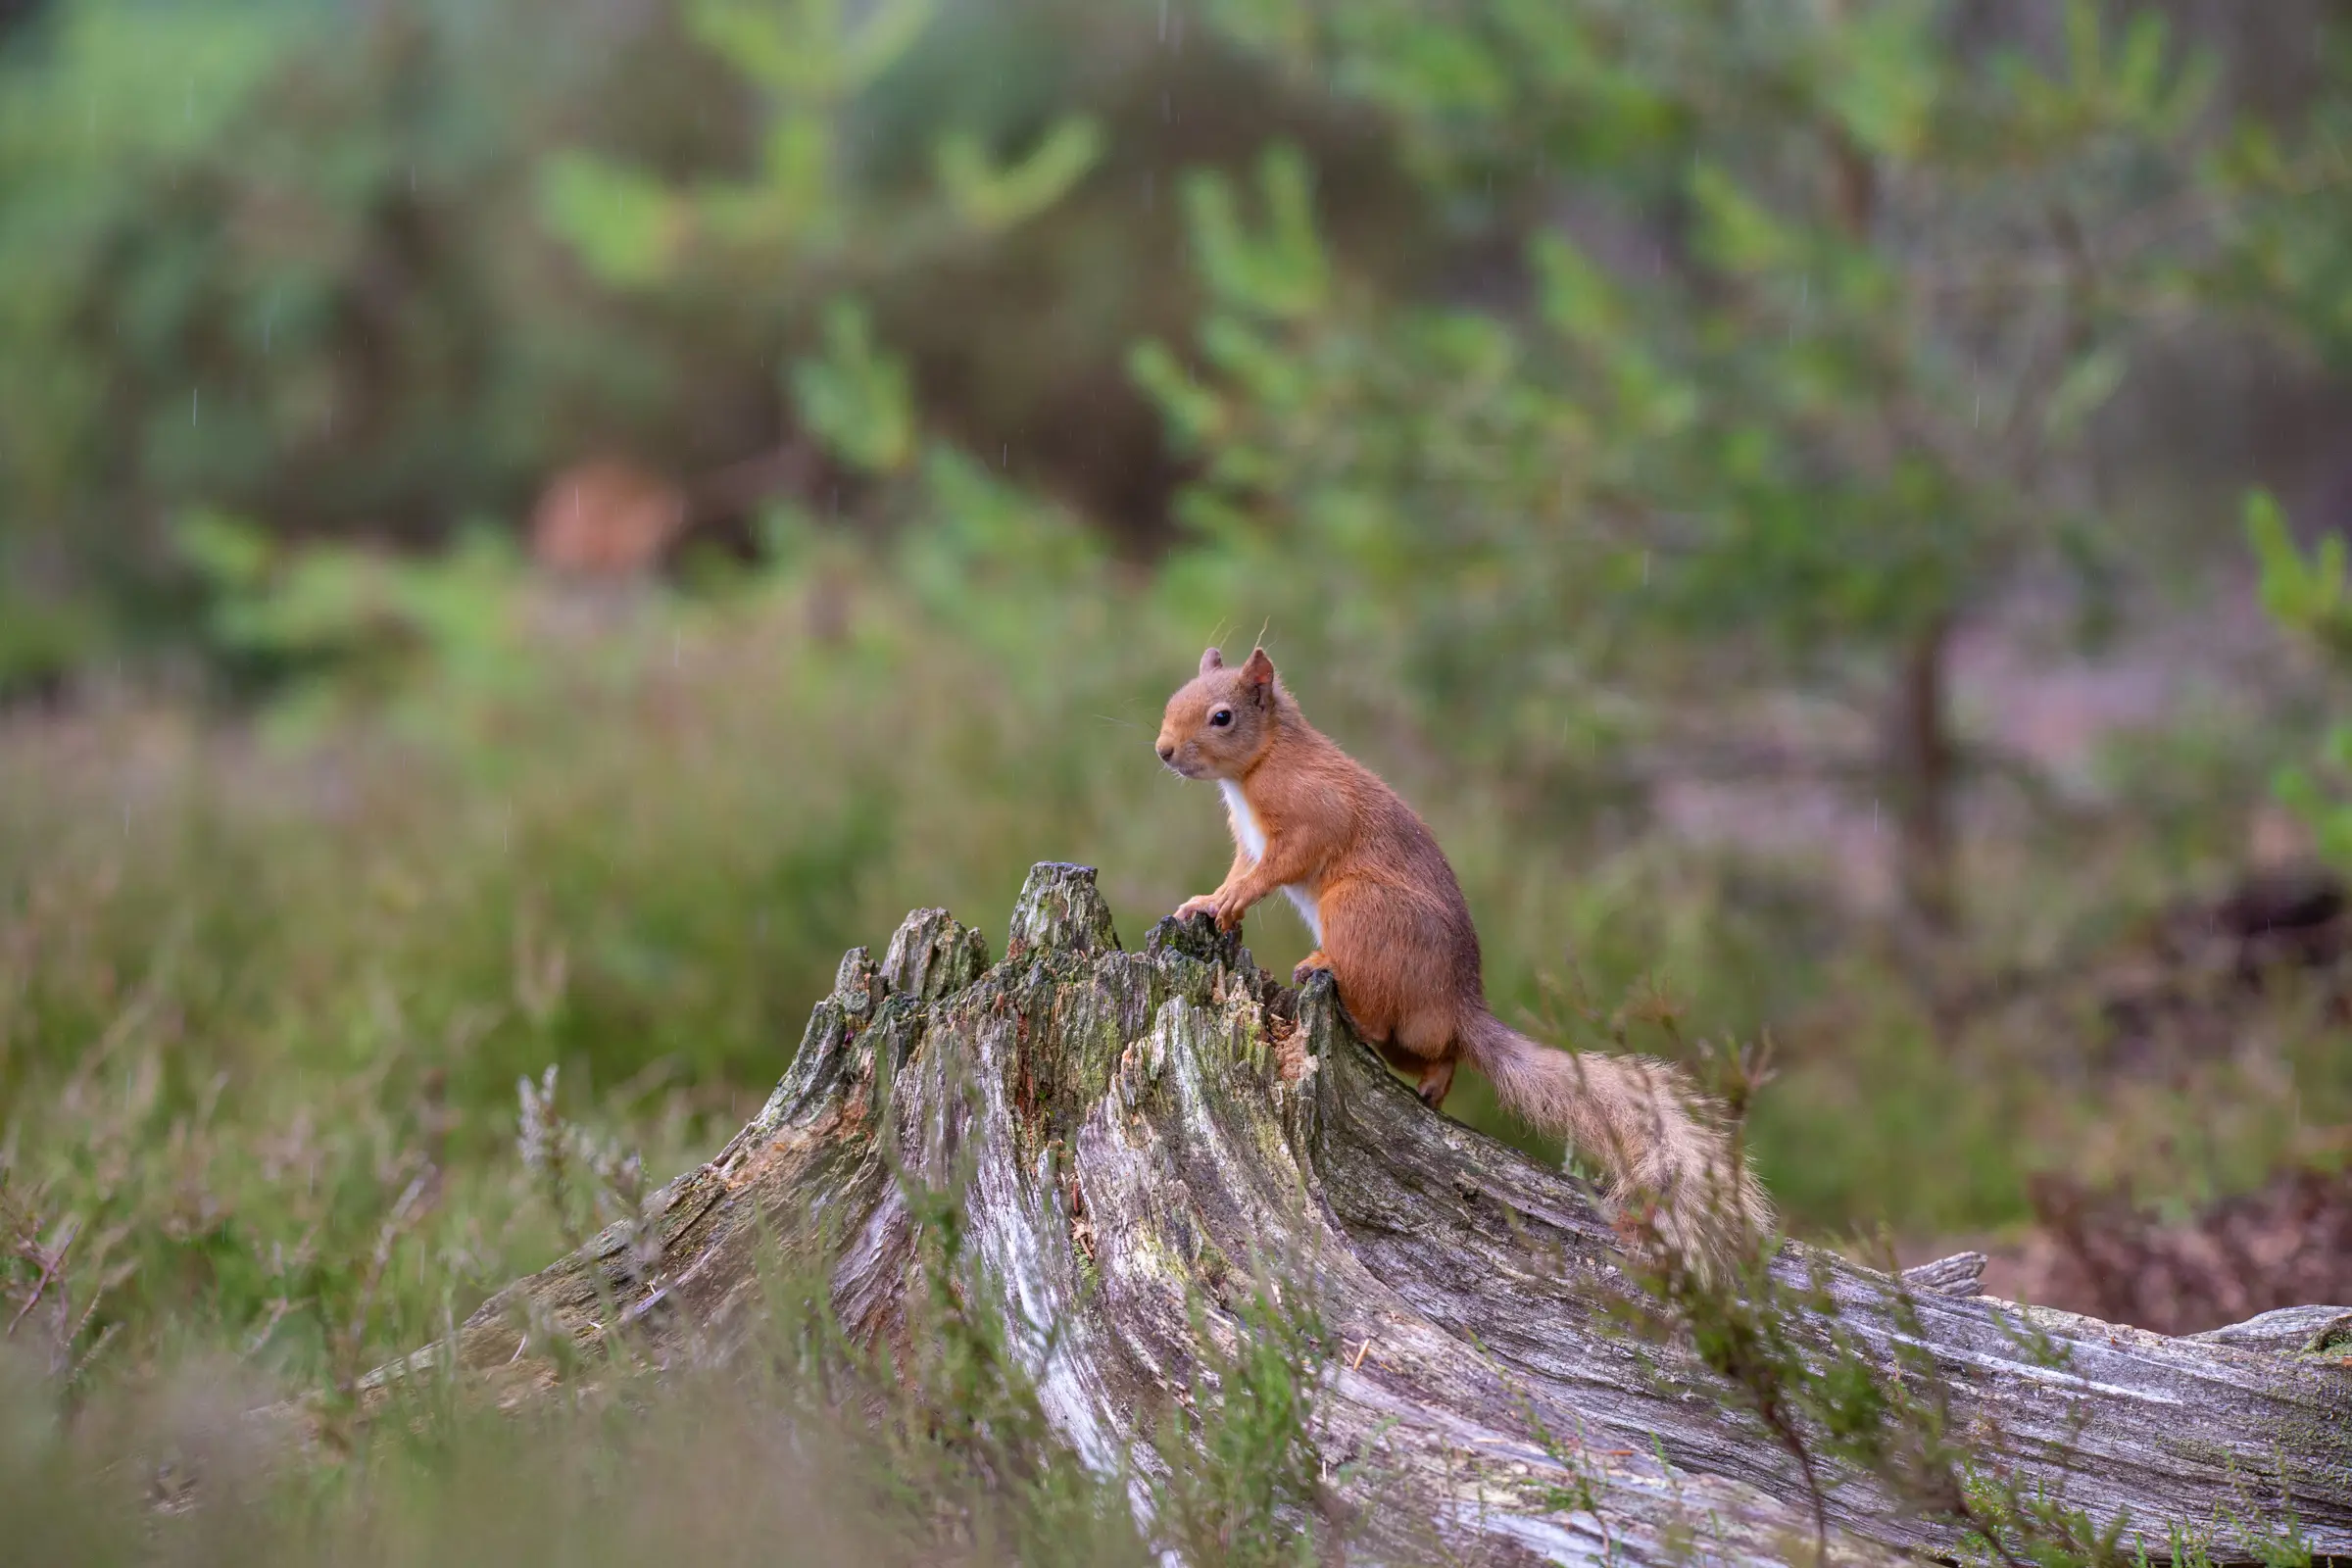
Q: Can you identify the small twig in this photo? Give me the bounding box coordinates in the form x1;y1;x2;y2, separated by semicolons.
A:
69;1321;121;1384
7;1219;77;1339
241;1297;299;1361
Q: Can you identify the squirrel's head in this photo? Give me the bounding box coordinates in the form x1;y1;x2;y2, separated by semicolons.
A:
1156;647;1282;779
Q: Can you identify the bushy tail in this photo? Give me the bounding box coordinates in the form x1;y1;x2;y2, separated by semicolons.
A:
1462;1012;1770;1271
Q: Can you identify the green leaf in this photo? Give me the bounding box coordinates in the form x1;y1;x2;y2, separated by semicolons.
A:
686;0;933;97
2042;345;2127;439
174;509;274;589
2115;12;2169;114
536;154;683;287
935;116;1104;233
789;300;917;475
842;0;938;89
1823;0;1937;160
1689;164;1794;277
2063;0;2103;93
1182;145;1329;319
1531;235;1623;343
687;0;834;95
759;112;833;229
1128;339;1226;453
2247;489;2352;664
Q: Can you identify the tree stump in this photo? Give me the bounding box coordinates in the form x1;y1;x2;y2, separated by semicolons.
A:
376;864;2352;1564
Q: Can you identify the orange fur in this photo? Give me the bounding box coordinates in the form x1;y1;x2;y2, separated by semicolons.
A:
1157;646;1769;1267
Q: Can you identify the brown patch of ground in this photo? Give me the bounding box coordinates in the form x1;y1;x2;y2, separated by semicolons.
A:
1978;1162;2352;1335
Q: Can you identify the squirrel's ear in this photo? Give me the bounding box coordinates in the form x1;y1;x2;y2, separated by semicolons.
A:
1240;647;1276;690
1199;647;1225;675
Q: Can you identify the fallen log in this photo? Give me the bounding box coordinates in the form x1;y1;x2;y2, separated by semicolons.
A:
380;863;2352;1564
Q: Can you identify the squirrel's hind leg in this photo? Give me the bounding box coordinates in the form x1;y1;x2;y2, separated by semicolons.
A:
1413;1056;1456;1107
1369;1039;1455;1105
1317;876;1460;1106
1386;1007;1459;1108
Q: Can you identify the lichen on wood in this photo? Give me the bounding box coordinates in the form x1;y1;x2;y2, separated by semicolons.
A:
386;863;2352;1564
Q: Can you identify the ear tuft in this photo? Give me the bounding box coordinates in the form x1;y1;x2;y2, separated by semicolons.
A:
1240;647;1276;687
1199;647;1225;675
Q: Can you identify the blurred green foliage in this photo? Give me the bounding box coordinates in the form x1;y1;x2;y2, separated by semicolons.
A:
0;0;1146;685
6;0;2348;788
2249;489;2352;867
534;0;1102;282
791;301;920;475
1132;0;2333;924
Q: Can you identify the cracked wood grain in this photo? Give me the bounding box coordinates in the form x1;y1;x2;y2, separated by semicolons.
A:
376;863;2352;1565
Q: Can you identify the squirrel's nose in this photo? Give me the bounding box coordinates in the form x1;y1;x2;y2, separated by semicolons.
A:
1156;743;1176;762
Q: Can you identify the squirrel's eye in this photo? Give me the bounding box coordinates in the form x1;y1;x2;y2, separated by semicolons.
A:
1209;709;1233;728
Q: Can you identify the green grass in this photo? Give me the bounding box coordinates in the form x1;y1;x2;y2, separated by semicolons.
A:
1;550;2345;1557
0;1218;1255;1568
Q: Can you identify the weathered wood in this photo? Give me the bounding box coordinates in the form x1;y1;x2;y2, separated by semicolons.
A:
387;864;2352;1564
1898;1251;1988;1297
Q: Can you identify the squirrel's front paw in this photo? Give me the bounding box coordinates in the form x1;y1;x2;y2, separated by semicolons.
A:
1292;950;1332;985
1174;894;1220;923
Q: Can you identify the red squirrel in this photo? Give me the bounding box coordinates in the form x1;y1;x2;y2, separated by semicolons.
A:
1157;646;1768;1265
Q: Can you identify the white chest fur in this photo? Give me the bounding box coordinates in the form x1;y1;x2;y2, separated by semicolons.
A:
1217;780;1266;859
1217;780;1323;944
